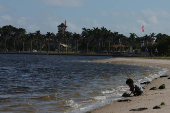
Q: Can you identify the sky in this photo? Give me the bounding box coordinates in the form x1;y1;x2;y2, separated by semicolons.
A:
1;0;170;36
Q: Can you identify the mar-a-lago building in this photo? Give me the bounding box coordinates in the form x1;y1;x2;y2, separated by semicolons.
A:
57;20;67;34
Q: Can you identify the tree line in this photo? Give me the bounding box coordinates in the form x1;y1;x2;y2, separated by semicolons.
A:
0;25;170;56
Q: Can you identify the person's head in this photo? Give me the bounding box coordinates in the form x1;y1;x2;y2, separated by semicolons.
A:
126;78;134;87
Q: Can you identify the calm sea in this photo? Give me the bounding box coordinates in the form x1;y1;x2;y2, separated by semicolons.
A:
0;54;168;113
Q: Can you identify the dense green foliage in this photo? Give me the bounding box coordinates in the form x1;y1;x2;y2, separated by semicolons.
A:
0;25;170;55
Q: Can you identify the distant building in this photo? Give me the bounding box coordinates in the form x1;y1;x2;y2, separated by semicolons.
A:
57;20;67;34
57;20;69;51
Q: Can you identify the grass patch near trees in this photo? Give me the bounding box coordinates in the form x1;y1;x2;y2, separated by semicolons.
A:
129;57;170;60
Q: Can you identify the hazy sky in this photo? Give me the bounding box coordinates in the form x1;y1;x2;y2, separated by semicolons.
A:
1;0;170;36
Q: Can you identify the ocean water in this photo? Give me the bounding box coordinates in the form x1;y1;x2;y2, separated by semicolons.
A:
0;54;168;113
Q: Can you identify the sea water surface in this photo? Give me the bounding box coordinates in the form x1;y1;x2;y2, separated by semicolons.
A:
0;54;168;113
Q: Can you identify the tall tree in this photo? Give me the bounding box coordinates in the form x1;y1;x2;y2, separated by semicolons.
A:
112;32;119;52
56;30;63;53
93;27;101;53
46;32;52;53
129;33;137;54
35;30;41;51
65;31;72;53
18;28;26;51
28;33;35;51
73;33;80;53
1;25;16;51
82;28;90;53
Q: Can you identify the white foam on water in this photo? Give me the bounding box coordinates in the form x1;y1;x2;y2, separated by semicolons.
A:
69;89;125;113
101;89;116;94
136;67;169;85
116;85;129;92
70;95;123;113
93;96;106;101
64;99;79;108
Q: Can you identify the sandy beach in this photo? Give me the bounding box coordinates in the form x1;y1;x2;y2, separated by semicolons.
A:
89;58;170;113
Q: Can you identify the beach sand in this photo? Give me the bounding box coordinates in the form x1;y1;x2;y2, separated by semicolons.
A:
88;58;170;113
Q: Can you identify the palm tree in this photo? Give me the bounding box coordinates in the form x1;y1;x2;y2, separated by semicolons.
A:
20;34;25;52
1;25;15;52
105;29;111;53
56;30;63;53
150;33;156;39
28;33;35;52
82;28;89;53
51;33;55;51
39;34;45;53
35;30;41;51
73;33;81;53
143;34;151;47
100;27;108;52
11;28;18;51
149;33;156;55
17;28;26;52
87;29;94;53
111;31;118;52
65;31;72;53
93;27;101;53
46;32;52;53
130;33;137;54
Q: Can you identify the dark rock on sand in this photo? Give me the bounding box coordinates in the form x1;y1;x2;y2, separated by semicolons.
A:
150;87;157;90
117;99;131;102
153;106;161;109
161;102;165;105
129;108;148;111
141;81;150;85
159;84;165;89
160;75;169;78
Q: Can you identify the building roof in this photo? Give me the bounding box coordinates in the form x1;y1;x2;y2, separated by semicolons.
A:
57;23;67;27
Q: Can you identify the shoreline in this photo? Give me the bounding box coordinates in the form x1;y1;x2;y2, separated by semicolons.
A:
88;58;170;113
0;52;141;57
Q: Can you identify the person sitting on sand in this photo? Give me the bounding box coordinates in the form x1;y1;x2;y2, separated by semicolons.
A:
126;78;143;96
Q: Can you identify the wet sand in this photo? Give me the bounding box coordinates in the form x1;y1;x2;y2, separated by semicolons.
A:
89;58;170;113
